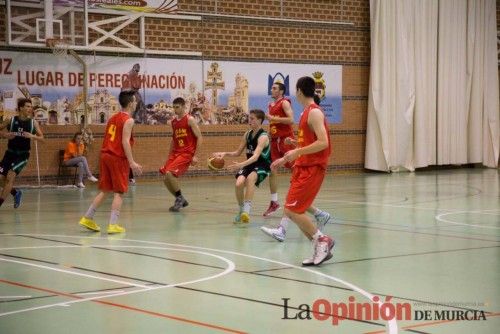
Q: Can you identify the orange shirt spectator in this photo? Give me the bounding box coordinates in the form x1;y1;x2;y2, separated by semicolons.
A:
64;141;85;162
63;132;98;188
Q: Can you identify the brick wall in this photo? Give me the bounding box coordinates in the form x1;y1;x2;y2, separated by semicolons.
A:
0;1;371;184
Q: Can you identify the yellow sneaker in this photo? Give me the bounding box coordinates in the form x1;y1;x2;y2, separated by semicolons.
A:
107;224;126;234
240;212;250;224
79;217;100;232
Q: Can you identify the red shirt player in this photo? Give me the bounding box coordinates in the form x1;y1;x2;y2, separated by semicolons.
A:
78;91;142;234
271;76;334;266
262;82;332;237
263;82;295;217
160;97;202;212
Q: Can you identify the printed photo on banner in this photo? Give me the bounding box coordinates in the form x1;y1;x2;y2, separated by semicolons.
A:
0;51;342;126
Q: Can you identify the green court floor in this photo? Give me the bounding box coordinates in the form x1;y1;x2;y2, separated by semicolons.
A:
0;168;499;333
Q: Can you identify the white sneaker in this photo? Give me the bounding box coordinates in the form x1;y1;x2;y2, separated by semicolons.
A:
88;176;98;182
302;236;334;266
302;253;334;266
260;225;286;242
312;235;334;265
76;182;85;188
314;211;332;231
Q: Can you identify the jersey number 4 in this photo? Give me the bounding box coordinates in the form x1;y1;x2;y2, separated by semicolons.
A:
108;124;117;141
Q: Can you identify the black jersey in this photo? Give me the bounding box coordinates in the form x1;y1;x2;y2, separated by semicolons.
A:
7;116;35;153
245;128;271;166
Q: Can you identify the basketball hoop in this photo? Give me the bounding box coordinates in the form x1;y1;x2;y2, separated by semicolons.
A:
46;38;70;58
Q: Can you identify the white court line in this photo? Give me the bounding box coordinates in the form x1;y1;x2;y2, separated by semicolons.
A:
321;180;485;192
435;210;500;230
8;199;86;206
320;198;500;231
0;234;399;334
0;257;150;288
317;198;500;216
76;291;125;296
120;238;400;334
0;245;235;319
316;198;459;212
0;245;85;250
15;181;476;206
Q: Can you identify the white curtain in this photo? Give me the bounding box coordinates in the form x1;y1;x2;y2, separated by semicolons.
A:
480;0;500;167
466;0;485;164
413;0;438;168
366;0;499;171
437;0;468;164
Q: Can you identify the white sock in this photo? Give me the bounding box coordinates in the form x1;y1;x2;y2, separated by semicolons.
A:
271;193;278;202
279;216;290;231
243;200;251;213
314;208;322;216
85;204;97;219
109;209;120;226
311;229;324;241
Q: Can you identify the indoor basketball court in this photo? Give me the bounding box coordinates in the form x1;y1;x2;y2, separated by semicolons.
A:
0;1;499;333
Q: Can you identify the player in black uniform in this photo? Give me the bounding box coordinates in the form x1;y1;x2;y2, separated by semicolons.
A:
213;109;271;224
0;98;44;209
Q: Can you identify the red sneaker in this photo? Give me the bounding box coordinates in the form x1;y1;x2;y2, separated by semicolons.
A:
263;201;280;217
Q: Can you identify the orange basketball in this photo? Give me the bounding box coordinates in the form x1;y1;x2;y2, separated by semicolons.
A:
208;157;225;170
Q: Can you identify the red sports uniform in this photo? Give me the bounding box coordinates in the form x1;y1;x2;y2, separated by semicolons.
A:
160;114;197;177
269;97;295;168
99;111;134;193
285;103;331;213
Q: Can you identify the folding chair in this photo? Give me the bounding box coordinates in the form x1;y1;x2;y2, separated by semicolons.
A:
57;149;78;185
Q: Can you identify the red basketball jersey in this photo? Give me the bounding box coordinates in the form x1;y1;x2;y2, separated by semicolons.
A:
171;114;197;154
101;111;134;158
268;97;294;139
295;103;330;168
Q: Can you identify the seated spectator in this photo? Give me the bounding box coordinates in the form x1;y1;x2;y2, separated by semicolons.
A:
63;132;98;188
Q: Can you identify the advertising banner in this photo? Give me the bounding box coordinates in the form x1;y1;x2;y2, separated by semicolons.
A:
0;52;342;126
54;0;178;14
